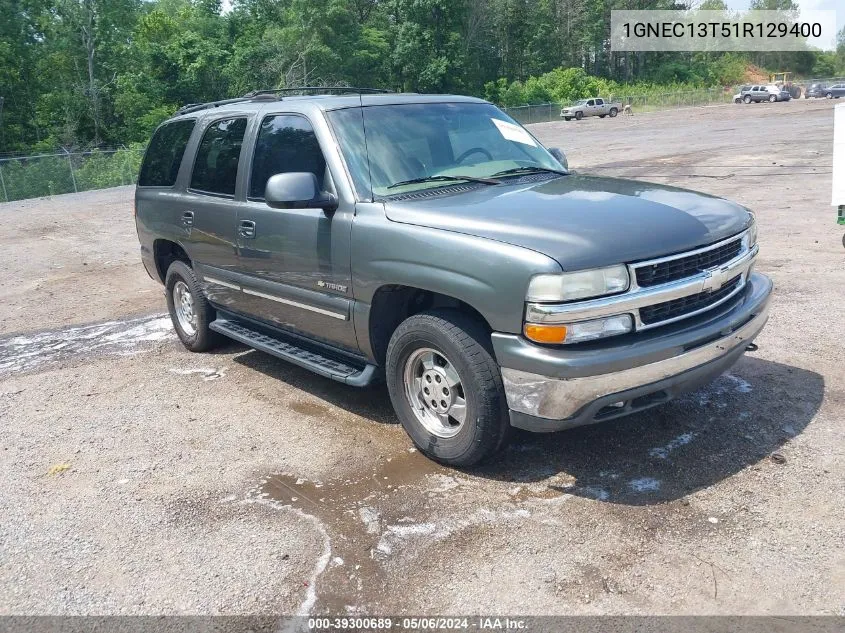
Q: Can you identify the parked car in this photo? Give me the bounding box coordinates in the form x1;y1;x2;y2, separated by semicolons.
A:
734;86;752;103
824;84;845;98
135;90;772;466
743;85;790;103
560;97;620;120
805;83;827;98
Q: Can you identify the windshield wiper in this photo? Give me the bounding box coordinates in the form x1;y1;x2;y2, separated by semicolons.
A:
386;174;501;189
490;166;568;178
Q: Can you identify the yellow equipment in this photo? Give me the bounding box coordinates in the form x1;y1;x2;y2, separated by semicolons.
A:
770;72;803;99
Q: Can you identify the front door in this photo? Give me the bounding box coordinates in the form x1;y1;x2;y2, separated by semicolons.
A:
234;112;358;351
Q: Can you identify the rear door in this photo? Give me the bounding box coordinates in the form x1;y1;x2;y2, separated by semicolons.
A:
595;98;604;114
234;112;358;351
135;118;198;274
181;115;250;307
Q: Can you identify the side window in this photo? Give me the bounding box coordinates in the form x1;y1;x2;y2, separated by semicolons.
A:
586;100;595;106
138;119;196;187
249;114;327;200
595;98;604;105
190;117;247;196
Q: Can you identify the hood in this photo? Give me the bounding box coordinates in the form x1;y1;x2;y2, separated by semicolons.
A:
383;174;752;271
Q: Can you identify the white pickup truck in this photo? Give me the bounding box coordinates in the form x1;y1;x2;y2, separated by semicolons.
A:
560;97;621;121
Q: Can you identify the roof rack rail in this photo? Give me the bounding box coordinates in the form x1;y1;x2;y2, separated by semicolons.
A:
245;87;393;97
173;87;392;117
174;96;258;116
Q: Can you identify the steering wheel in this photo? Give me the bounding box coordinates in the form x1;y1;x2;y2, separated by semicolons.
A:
456;147;493;164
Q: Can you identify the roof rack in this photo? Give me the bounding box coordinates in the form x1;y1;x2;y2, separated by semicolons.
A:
173;87;392;116
245;87;393;97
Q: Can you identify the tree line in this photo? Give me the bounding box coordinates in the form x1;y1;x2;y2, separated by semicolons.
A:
2;0;844;155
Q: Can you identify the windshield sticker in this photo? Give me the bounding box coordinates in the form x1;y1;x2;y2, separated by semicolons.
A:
492;118;538;147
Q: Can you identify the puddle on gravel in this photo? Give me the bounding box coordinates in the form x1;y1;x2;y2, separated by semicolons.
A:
256;449;446;614
0;314;173;375
252;450;575;614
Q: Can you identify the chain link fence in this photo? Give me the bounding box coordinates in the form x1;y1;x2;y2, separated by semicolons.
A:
504;78;845;125
0;148;145;203
503;88;735;124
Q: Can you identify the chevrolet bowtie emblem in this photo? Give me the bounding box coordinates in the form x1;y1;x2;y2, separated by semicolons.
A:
702;267;728;292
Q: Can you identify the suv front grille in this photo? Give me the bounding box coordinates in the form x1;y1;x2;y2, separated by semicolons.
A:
635;238;742;287
639;275;741;325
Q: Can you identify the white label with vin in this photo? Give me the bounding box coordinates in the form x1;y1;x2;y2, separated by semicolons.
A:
492;118;538;147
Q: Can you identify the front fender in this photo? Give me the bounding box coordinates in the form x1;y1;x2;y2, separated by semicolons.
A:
351;203;560;358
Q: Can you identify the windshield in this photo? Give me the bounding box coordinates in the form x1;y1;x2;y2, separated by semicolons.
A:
327;102;565;199
574;99;588;105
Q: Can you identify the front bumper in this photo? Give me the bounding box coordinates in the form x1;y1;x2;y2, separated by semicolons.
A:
494;272;772;432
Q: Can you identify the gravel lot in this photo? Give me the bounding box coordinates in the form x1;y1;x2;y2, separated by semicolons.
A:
1;99;843;616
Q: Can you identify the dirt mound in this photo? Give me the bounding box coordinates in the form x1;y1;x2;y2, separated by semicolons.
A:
743;63;769;84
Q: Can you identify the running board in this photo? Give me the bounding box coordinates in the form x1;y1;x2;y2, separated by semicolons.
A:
209;318;377;387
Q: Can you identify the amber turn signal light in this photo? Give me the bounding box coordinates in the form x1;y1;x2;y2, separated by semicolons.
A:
524;323;568;344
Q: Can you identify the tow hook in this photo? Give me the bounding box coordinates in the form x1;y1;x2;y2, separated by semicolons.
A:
745;343;759;352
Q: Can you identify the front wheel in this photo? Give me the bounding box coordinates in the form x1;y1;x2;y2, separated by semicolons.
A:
769;95;777;103
744;95;752;104
563;116;572;121
574;111;583;120
827;93;833;99
734;98;742;104
385;310;510;466
609;107;618;117
165;260;220;352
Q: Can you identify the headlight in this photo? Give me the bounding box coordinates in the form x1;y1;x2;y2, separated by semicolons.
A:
524;314;633;345
743;214;757;249
527;265;630;302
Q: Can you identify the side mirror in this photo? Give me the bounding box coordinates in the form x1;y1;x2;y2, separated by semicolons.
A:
265;172;338;211
548;147;569;171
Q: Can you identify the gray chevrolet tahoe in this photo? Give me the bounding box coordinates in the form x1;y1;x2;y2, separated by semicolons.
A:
135;89;772;466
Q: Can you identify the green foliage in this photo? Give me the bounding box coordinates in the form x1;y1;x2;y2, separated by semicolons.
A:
2;0;844;157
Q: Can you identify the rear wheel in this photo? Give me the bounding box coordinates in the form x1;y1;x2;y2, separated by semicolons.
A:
165;260;220;352
734;98;742;104
385;309;510;466
575;111;583;120
827;92;834;99
609;107;618;117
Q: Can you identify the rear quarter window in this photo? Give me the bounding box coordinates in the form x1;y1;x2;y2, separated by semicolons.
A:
138;119;196;187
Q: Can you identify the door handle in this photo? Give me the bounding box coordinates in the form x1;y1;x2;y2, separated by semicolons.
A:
239;220;256;239
182;211;194;228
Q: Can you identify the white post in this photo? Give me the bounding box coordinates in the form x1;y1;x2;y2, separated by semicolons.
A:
833;103;845;230
0;162;8;202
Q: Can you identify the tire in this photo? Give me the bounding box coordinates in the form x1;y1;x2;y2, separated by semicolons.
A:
769;95;777;103
734;98;742;104
827;93;833;99
609;107;618;117
563;117;571;121
385;309;510;466
599;114;606;118
744;95;752;104
165;260;220;352
574;111;583;120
